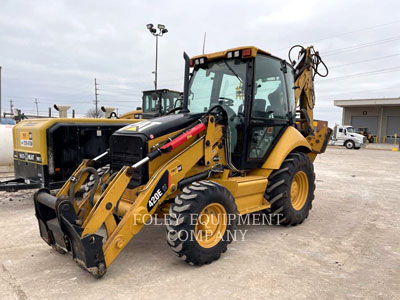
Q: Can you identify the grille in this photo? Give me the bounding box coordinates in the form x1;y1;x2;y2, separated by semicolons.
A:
109;134;148;189
363;137;366;144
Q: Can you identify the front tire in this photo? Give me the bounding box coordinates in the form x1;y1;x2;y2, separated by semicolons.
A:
166;180;238;265
345;140;355;149
266;152;315;226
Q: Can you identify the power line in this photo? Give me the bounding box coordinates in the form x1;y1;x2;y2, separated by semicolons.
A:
272;19;400;52
318;85;400;96
318;66;400;82
323;35;400;56
329;54;400;69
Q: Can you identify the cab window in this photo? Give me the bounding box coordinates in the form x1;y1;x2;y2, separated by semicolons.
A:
252;55;288;120
285;66;296;121
248;55;289;161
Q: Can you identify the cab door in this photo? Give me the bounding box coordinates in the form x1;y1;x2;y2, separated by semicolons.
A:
244;55;291;169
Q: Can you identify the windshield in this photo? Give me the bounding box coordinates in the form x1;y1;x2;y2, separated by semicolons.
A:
188;59;247;115
347;127;355;133
142;91;181;114
143;94;160;113
162;91;181;113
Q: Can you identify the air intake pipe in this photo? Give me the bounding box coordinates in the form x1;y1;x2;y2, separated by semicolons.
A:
53;105;71;118
101;106;116;118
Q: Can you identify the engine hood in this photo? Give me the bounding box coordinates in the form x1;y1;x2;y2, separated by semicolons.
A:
349;133;364;141
116;113;203;139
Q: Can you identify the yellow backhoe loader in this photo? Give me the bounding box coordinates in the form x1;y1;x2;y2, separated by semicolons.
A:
33;45;331;278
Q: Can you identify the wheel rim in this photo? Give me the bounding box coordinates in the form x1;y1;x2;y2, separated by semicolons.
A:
290;171;309;211
195;203;227;248
346;142;352;148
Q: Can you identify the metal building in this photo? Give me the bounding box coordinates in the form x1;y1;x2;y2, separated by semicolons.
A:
334;98;400;143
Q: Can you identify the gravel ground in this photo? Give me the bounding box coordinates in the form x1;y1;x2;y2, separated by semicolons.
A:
0;147;399;300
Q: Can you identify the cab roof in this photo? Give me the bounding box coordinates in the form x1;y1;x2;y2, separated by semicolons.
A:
191;46;271;62
142;89;182;94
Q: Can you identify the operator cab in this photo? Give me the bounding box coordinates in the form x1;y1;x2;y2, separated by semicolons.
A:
187;47;295;170
142;89;183;118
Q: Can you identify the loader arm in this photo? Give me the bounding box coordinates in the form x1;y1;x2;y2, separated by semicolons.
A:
34;115;224;277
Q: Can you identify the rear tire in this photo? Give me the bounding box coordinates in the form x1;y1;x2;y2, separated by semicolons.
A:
166;180;238;265
265;152;315;226
345;140;355;149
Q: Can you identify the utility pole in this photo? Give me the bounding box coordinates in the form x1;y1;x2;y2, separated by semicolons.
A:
10;99;13;115
94;78;99;118
34;98;39;116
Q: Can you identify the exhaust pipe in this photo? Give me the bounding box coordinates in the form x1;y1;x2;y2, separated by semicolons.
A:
181;52;190;113
53;104;71;118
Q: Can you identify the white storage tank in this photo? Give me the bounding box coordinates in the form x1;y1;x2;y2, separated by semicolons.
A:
0;124;14;167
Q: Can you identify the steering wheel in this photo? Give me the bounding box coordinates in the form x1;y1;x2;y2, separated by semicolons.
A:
218;97;235;107
218;97;237;120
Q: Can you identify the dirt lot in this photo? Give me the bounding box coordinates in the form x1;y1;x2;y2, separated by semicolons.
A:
0;147;399;300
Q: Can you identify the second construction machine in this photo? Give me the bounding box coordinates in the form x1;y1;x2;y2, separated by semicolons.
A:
34;45;331;277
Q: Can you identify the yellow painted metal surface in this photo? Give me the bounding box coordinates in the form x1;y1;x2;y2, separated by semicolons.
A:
261;126;311;170
305;126;332;162
213;176;270;215
195;203;227;248
291;171;308;210
119;109;143;119
102;137;207;266
82;166;132;236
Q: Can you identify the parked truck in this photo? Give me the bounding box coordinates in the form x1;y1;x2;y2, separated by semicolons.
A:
330;125;366;149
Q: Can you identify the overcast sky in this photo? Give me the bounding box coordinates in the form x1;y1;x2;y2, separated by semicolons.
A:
1;0;399;125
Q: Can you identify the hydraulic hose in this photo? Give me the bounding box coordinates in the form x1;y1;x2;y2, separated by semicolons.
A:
69;167;99;205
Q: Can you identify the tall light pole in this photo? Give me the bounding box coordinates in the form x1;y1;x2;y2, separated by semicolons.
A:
146;23;168;90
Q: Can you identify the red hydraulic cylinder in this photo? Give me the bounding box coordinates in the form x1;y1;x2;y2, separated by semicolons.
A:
161;122;206;152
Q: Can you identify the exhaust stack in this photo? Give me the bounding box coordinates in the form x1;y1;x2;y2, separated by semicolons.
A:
53;105;71;118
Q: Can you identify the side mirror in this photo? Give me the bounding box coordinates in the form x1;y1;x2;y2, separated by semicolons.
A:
344;129;347;135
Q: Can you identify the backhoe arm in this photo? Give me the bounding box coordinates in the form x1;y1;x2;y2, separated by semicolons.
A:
289;46;331;160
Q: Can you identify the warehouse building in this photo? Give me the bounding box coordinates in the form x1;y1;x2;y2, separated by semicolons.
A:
334;98;400;143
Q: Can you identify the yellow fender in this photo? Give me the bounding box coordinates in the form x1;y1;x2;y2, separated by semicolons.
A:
262;126;311;170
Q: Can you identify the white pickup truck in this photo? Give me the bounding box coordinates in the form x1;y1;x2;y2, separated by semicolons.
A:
329;125;366;149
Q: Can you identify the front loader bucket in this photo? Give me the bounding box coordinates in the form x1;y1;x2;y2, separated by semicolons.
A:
34;188;107;278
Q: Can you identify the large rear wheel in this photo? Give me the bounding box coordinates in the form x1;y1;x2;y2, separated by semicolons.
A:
266;152;315;226
166;180;238;265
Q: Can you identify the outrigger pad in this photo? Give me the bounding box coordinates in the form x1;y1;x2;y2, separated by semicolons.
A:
34;189;107;278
